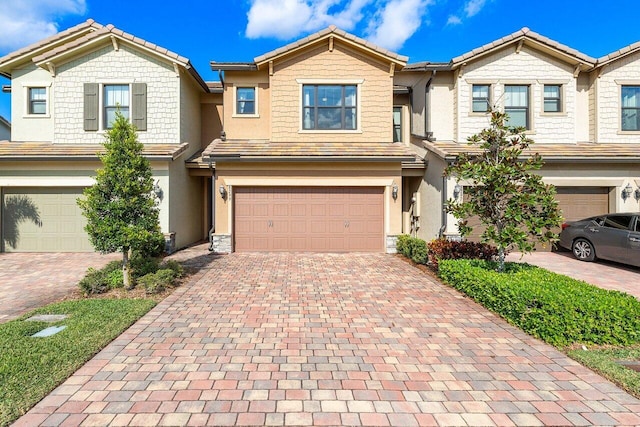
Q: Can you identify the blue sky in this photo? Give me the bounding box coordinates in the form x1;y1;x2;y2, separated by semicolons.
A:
1;0;639;123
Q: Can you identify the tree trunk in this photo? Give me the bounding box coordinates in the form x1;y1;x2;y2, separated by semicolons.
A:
122;248;131;290
498;247;505;272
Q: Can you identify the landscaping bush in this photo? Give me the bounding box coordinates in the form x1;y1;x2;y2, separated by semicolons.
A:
427;238;497;270
396;234;411;257
130;253;161;279
437;259;640;347
78;261;123;295
160;259;184;278
396;235;428;265
139;268;177;295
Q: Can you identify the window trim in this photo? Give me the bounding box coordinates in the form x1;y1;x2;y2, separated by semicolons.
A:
541;83;564;115
297;78;363;134
233;85;259;118
22;82;51;118
470;83;492;114
102;84;131;130
503;83;531;130
620;84;640;133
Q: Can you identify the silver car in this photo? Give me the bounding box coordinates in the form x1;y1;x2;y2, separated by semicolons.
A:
558;213;640;267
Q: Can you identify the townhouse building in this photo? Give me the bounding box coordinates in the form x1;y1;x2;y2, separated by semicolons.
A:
0;21;638;253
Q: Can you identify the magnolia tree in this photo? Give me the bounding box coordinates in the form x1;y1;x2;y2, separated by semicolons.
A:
445;109;562;271
78;112;164;288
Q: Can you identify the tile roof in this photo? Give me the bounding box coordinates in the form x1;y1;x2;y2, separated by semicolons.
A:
0;19;102;70
33;24;190;65
0;142;189;160
597;40;640;66
424;141;640;162
254;25;408;65
451;27;596;67
203;139;417;162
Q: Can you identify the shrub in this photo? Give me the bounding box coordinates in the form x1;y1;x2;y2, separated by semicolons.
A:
438;259;640;347
409;238;428;265
396;234;411;257
396;235;428;265
130;253;160;279
78;261;123;295
427;238;497;270
160;259;184;278
138;268;177;295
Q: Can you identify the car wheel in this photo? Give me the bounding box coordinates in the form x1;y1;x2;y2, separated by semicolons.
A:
572;238;596;262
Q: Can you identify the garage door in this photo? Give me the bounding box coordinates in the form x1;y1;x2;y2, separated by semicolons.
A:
2;188;92;252
234;187;384;252
463;186;609;251
555;187;609;221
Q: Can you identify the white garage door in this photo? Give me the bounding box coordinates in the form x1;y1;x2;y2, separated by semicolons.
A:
2;188;93;252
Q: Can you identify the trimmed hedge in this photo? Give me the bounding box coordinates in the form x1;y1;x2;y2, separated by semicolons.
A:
438;259;640;347
427;238;497;270
396;235;428;265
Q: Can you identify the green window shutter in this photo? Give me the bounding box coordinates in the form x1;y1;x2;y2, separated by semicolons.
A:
83;83;98;131
132;83;147;131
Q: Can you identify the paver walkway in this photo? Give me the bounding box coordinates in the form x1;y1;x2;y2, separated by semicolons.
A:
0;252;119;323
16;253;640;426
507;250;640;300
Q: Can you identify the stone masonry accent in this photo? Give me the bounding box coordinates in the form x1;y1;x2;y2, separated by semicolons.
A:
209;234;232;253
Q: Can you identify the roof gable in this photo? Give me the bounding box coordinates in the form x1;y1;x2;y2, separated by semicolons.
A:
253;26;408;69
451;27;596;71
0;19;102;77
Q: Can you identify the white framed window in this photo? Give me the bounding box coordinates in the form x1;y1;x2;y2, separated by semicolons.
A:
504;85;530;129
471;84;491;113
543;84;562;113
621;85;640;131
234;87;257;116
28;88;47;115
23;82;51;117
103;84;130;129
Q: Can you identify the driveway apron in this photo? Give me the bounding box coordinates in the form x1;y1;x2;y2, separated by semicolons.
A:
16;253;640;426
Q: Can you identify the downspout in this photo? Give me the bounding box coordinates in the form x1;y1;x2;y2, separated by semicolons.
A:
424;70;435;140
439;173;447;238
208;161;216;251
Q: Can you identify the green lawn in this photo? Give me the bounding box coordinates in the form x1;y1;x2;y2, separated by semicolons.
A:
568;345;640;399
0;298;156;426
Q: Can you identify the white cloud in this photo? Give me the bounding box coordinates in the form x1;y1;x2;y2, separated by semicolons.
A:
447;15;462;25
245;0;431;51
464;0;487;17
366;0;432;51
0;0;86;51
246;0;372;40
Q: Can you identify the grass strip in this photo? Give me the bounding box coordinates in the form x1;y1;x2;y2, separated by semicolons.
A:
0;298;155;426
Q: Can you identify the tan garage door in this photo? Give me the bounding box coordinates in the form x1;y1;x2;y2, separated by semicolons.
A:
556;187;609;221
463;186;609;251
2;188;92;252
234;187;384;252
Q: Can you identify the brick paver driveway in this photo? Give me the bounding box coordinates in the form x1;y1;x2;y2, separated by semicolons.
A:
507;250;640;300
17;253;640;426
0;252;119;323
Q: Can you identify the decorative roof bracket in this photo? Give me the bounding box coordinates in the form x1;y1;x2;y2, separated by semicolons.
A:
389;62;395;77
46;62;55;77
329;36;334;52
573;63;582;78
516;39;524;54
269;60;274;76
110;35;119;52
172;62;180;77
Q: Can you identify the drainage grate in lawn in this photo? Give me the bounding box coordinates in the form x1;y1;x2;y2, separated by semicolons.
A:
617;360;640;373
31;326;67;337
